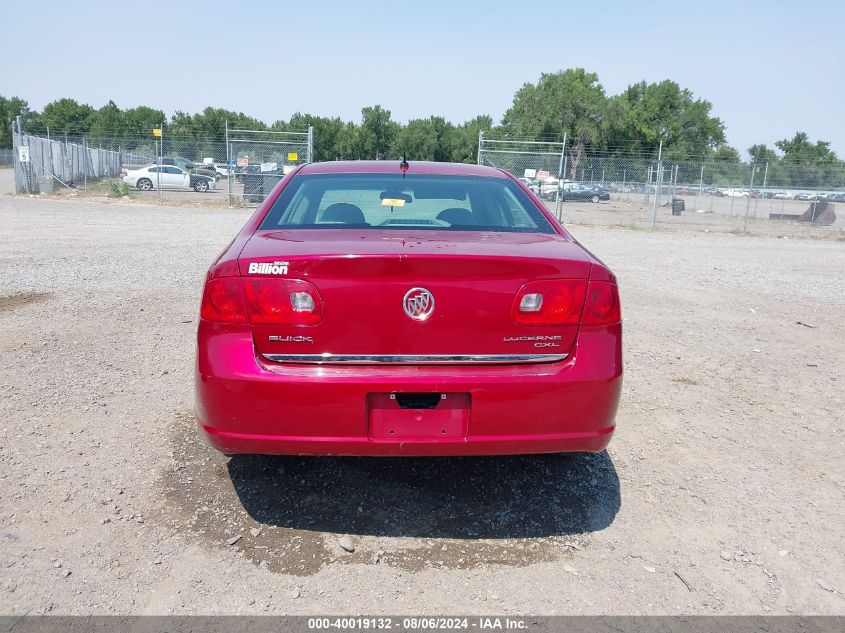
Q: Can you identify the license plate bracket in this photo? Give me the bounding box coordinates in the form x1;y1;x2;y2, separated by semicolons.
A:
367;393;469;440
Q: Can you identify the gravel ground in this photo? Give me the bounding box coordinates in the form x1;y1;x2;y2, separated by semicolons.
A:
0;195;843;615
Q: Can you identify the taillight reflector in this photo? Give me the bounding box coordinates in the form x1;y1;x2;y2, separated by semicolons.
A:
200;278;247;323
582;281;621;325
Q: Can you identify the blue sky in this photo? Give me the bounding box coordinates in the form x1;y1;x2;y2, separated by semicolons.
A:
2;0;843;157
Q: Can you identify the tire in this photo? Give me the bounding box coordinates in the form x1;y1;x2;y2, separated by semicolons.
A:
194;180;209;193
591;194;599;203
137;178;152;191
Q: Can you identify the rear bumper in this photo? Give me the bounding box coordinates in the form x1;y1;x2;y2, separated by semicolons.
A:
195;322;622;456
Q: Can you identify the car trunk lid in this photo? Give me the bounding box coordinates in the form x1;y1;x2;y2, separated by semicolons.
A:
239;229;592;361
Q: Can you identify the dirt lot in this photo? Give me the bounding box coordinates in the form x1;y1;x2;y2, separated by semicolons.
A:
0;195;843;615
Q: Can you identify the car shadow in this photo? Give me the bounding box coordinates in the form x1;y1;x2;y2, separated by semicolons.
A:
227;451;620;539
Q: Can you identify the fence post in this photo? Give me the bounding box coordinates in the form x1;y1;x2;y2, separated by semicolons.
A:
476;130;483;165
670;164;677;199
756;162;769;219
698;164;704;199
158;121;163;202
226;120;231;207
83;137;88;191
651;140;663;227
307;125;314;163
744;163;756;233
554;133;566;220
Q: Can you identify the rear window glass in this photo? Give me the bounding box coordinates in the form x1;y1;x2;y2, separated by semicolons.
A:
260;174;555;233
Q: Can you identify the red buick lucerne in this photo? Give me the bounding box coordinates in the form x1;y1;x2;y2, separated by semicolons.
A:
195;160;622;456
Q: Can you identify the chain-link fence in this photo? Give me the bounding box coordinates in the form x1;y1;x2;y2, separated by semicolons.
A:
477;135;568;219
9;119;313;205
0;149;13;168
11;117;154;194
478;133;845;233
225;125;313;206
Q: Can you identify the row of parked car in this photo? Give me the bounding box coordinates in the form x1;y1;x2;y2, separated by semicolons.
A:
527;178;845;203
519;178;611;203
699;188;844;201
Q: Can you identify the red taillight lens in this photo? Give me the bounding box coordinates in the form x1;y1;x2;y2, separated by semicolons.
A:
200;278;247;323
582;281;621;325
241;278;324;325
512;280;588;325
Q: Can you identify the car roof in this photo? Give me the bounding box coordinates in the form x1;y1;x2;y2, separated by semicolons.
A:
298;160;508;178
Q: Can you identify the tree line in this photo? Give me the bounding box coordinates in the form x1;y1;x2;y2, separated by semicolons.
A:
2;68;840;181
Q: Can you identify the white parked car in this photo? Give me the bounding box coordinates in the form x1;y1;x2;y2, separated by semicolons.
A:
722;188;749;198
122;165;216;192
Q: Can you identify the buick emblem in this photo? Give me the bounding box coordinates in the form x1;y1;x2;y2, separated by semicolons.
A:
403;287;435;321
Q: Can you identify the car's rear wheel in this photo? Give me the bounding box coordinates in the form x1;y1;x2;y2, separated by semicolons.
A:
591;194;599;203
137;178;152;191
194;180;209;193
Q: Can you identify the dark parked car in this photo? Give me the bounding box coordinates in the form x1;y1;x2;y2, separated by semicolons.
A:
562;184;610;203
160;156;219;180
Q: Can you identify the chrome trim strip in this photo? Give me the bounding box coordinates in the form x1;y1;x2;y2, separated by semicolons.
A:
261;353;568;365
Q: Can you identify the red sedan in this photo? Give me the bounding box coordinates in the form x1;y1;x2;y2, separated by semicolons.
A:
196;160;622;456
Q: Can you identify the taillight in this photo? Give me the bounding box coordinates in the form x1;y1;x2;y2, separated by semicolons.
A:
512;279;621;326
200;278;247;323
512;280;588;325
582;281;621;325
241;278;324;325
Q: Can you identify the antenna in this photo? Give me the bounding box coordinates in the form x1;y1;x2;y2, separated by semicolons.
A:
400;152;409;177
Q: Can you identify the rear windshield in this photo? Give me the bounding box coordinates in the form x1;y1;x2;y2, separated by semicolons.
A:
260;173;555;234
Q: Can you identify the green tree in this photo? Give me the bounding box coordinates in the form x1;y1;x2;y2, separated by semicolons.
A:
122;106;166;136
775;132;839;188
450;115;493;163
39;98;95;136
748;143;779;164
706;145;744;186
502;68;607;178
282;113;347;162
391;116;454;162
0;95;36;148
357;105;398;159
775;132;838;163
89;100;125;143
335;122;362;160
610;80;725;158
713;146;741;162
170;107;266;138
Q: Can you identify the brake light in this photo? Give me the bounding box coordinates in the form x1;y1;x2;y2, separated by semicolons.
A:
512;280;588;325
582;281;621;325
241;278;324;325
200;278;247;323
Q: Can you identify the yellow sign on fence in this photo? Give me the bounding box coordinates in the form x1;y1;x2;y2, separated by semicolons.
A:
152;128;162;137
287;152;298;161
